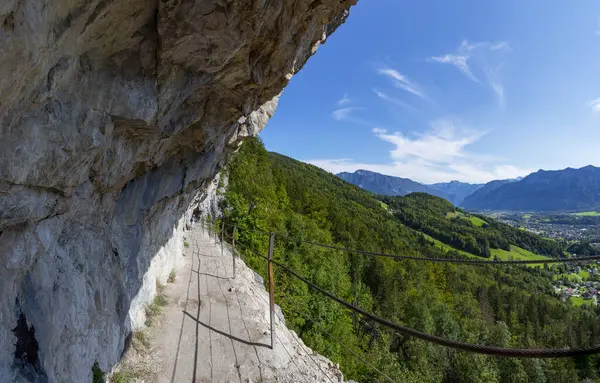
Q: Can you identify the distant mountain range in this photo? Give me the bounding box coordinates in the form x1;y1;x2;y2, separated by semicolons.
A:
460;179;517;209
337;170;482;205
428;181;484;206
461;166;600;211
336;169;451;200
337;165;600;212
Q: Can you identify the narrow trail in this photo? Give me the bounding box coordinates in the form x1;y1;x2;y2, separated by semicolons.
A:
151;225;344;383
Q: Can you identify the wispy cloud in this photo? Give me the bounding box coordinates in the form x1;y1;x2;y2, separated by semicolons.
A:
307;158;529;184
332;107;358;121
337;93;352;105
430;54;479;83
331;106;374;127
490;81;505;109
306;119;531;183
589;98;600;113
488;42;511;51
375;121;484;164
430;40;511;108
485;66;505;109
377;68;427;99
373;89;418;111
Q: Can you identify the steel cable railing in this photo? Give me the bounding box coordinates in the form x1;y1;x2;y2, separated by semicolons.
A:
205;220;600;359
277;296;397;383
270;257;600;358
224;222;600;265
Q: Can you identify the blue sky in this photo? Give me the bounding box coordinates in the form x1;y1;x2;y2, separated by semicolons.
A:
261;0;600;184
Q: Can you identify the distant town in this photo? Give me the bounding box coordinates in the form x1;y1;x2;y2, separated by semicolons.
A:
551;262;600;306
486;211;600;242
481;211;600;307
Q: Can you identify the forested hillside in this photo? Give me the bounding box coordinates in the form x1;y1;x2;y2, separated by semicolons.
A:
219;138;600;382
383;193;565;259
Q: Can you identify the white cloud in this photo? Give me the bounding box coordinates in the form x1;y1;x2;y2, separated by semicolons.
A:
374;120;484;164
377;68;427;99
332;107;358;121
306;158;531;184
430;40;511;108
305;119;531;183
589;98;600;113
337;93;352;105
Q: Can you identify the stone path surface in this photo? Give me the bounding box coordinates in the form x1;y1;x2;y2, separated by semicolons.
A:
152;225;344;383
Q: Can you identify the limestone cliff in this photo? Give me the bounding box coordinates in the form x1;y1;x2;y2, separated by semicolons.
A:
0;0;355;381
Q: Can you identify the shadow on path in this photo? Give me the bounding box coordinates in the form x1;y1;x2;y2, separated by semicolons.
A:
170;243;195;383
190;269;230;280
183;311;270;349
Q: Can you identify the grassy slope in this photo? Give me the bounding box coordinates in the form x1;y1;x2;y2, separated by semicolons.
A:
378;200;390;211
568;296;595;307
389;193;560;264
554;273;583;282
491;245;550;268
553;270;591;282
445;211;486;227
423;231;551;264
420;232;478;258
574;211;600;216
445;211;458;219
465;215;486;227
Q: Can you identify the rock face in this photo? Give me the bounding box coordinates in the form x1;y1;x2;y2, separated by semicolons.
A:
0;0;355;381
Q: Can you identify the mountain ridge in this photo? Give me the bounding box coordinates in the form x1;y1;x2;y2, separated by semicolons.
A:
336;169;482;205
461;179;518;209
336;166;600;212
337;169;447;198
461;165;600;211
429;180;485;205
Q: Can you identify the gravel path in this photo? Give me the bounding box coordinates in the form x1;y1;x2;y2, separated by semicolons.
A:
151;225;344;383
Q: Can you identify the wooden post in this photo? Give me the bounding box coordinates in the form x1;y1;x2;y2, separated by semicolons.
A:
232;225;237;278
221;221;225;256
268;232;275;349
213;218;218;244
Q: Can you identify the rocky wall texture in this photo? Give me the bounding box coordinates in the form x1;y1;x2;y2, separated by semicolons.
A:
0;0;355;381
